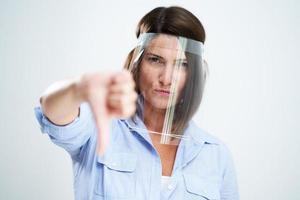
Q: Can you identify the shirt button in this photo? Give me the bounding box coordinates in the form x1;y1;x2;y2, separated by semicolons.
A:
167;185;173;190
111;162;117;166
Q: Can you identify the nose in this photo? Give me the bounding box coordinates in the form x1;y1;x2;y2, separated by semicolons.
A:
159;65;174;86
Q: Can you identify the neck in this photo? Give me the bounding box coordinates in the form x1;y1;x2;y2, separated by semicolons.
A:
143;102;166;133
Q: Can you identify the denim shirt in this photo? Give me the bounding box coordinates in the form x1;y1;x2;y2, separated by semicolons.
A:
34;103;239;200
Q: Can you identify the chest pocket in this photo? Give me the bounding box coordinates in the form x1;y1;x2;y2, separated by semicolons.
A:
183;172;220;200
95;153;137;199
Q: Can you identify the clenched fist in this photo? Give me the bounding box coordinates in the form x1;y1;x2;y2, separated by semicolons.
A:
76;70;138;155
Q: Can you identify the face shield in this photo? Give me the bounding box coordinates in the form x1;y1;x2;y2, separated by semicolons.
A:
127;33;205;145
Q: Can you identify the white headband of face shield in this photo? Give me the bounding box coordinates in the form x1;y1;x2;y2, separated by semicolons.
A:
137;32;204;56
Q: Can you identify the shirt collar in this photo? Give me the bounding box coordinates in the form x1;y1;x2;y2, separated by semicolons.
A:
121;114;219;146
185;120;220;145
124;95;219;146
120;114;153;144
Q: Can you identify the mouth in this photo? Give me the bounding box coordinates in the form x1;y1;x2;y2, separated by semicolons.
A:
154;89;171;96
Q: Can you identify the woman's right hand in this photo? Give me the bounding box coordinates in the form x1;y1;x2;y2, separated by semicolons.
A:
76;70;138;155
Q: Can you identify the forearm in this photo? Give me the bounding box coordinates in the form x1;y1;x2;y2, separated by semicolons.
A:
40;77;83;126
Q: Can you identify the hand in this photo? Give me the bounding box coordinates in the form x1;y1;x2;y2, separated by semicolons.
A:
77;70;137;155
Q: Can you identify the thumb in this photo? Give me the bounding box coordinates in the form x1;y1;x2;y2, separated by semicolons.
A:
90;91;110;156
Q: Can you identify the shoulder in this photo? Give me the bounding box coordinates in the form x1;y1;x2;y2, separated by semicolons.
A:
187;120;233;158
187;120;222;145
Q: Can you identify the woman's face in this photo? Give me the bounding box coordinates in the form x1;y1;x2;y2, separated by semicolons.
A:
139;34;188;110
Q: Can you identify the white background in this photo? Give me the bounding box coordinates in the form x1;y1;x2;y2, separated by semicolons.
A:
1;0;299;199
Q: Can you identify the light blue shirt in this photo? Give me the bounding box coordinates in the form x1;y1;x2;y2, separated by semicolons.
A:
34;103;239;200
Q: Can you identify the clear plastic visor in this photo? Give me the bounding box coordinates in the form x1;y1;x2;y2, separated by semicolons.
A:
127;33;204;145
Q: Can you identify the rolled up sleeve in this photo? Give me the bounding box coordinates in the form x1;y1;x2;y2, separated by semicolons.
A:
34;103;95;157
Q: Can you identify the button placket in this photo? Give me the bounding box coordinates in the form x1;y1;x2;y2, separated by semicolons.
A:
161;175;178;199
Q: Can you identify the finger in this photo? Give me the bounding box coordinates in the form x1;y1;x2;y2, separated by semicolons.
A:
89;94;110;156
111;70;133;83
108;82;135;94
110;104;136;118
107;92;138;109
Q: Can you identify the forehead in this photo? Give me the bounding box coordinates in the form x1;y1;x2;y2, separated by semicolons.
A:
146;34;187;60
147;34;182;50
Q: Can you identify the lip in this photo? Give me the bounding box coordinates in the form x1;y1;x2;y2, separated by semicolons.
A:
154;89;171;96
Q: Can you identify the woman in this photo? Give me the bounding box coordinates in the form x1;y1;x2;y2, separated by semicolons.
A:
35;6;239;200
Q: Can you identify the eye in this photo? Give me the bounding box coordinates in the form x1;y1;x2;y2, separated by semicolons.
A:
181;62;188;68
147;56;164;64
175;60;188;68
148;56;159;62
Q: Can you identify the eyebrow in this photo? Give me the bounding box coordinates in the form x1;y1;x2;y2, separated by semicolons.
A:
145;52;164;59
146;52;187;62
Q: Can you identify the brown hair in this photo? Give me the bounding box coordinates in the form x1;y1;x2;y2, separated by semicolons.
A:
124;6;207;135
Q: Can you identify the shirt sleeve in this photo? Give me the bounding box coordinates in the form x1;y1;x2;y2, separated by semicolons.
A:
220;144;240;200
34;103;95;158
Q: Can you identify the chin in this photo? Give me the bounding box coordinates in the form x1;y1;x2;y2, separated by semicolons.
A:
147;97;176;110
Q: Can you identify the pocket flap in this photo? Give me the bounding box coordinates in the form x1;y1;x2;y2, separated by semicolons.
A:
183;172;220;200
97;153;137;172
